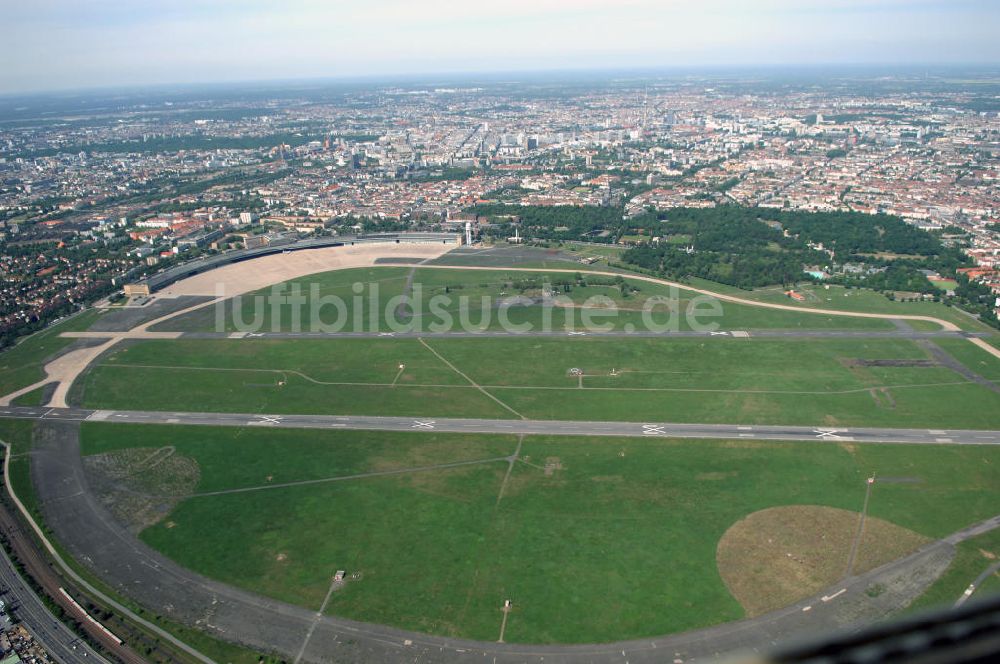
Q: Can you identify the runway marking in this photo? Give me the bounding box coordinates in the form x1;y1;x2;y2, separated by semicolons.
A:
6;407;1000;447
821;588;847;602
250;415;283;425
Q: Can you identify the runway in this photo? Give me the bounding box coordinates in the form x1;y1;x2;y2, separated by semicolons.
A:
178;329;988;340
2;405;998;445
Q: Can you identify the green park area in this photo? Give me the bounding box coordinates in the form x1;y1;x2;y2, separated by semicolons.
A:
150;266;899;333
77;423;1000;644
77;335;1000;429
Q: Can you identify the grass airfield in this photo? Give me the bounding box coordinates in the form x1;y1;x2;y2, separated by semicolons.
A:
76;265;1000;429
151;266;899;333
78;333;1000;428
80;423;1000;644
23;259;1000;646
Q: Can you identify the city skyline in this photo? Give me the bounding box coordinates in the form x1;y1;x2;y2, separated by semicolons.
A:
2;0;1000;94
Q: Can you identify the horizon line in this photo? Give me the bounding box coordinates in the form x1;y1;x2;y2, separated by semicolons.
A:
3;61;1000;99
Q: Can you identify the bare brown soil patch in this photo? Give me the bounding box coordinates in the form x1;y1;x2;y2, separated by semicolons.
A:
846;358;938;368
717;505;929;617
543;457;563;477
83;447;200;534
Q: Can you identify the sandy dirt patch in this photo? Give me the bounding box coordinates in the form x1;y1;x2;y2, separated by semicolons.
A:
717;505;929;616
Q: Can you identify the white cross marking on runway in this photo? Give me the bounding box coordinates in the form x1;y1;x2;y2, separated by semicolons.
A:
814;429;844;440
642;424;666;435
412;420;436;429
253;415;284;425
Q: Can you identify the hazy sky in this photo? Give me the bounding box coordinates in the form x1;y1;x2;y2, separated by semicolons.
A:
2;0;998;93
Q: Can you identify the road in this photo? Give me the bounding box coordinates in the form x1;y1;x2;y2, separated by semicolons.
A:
0;543;109;664
0;405;997;446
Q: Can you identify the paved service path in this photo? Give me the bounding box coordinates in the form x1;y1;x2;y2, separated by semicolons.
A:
31;419;1000;664
1;405;999;446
